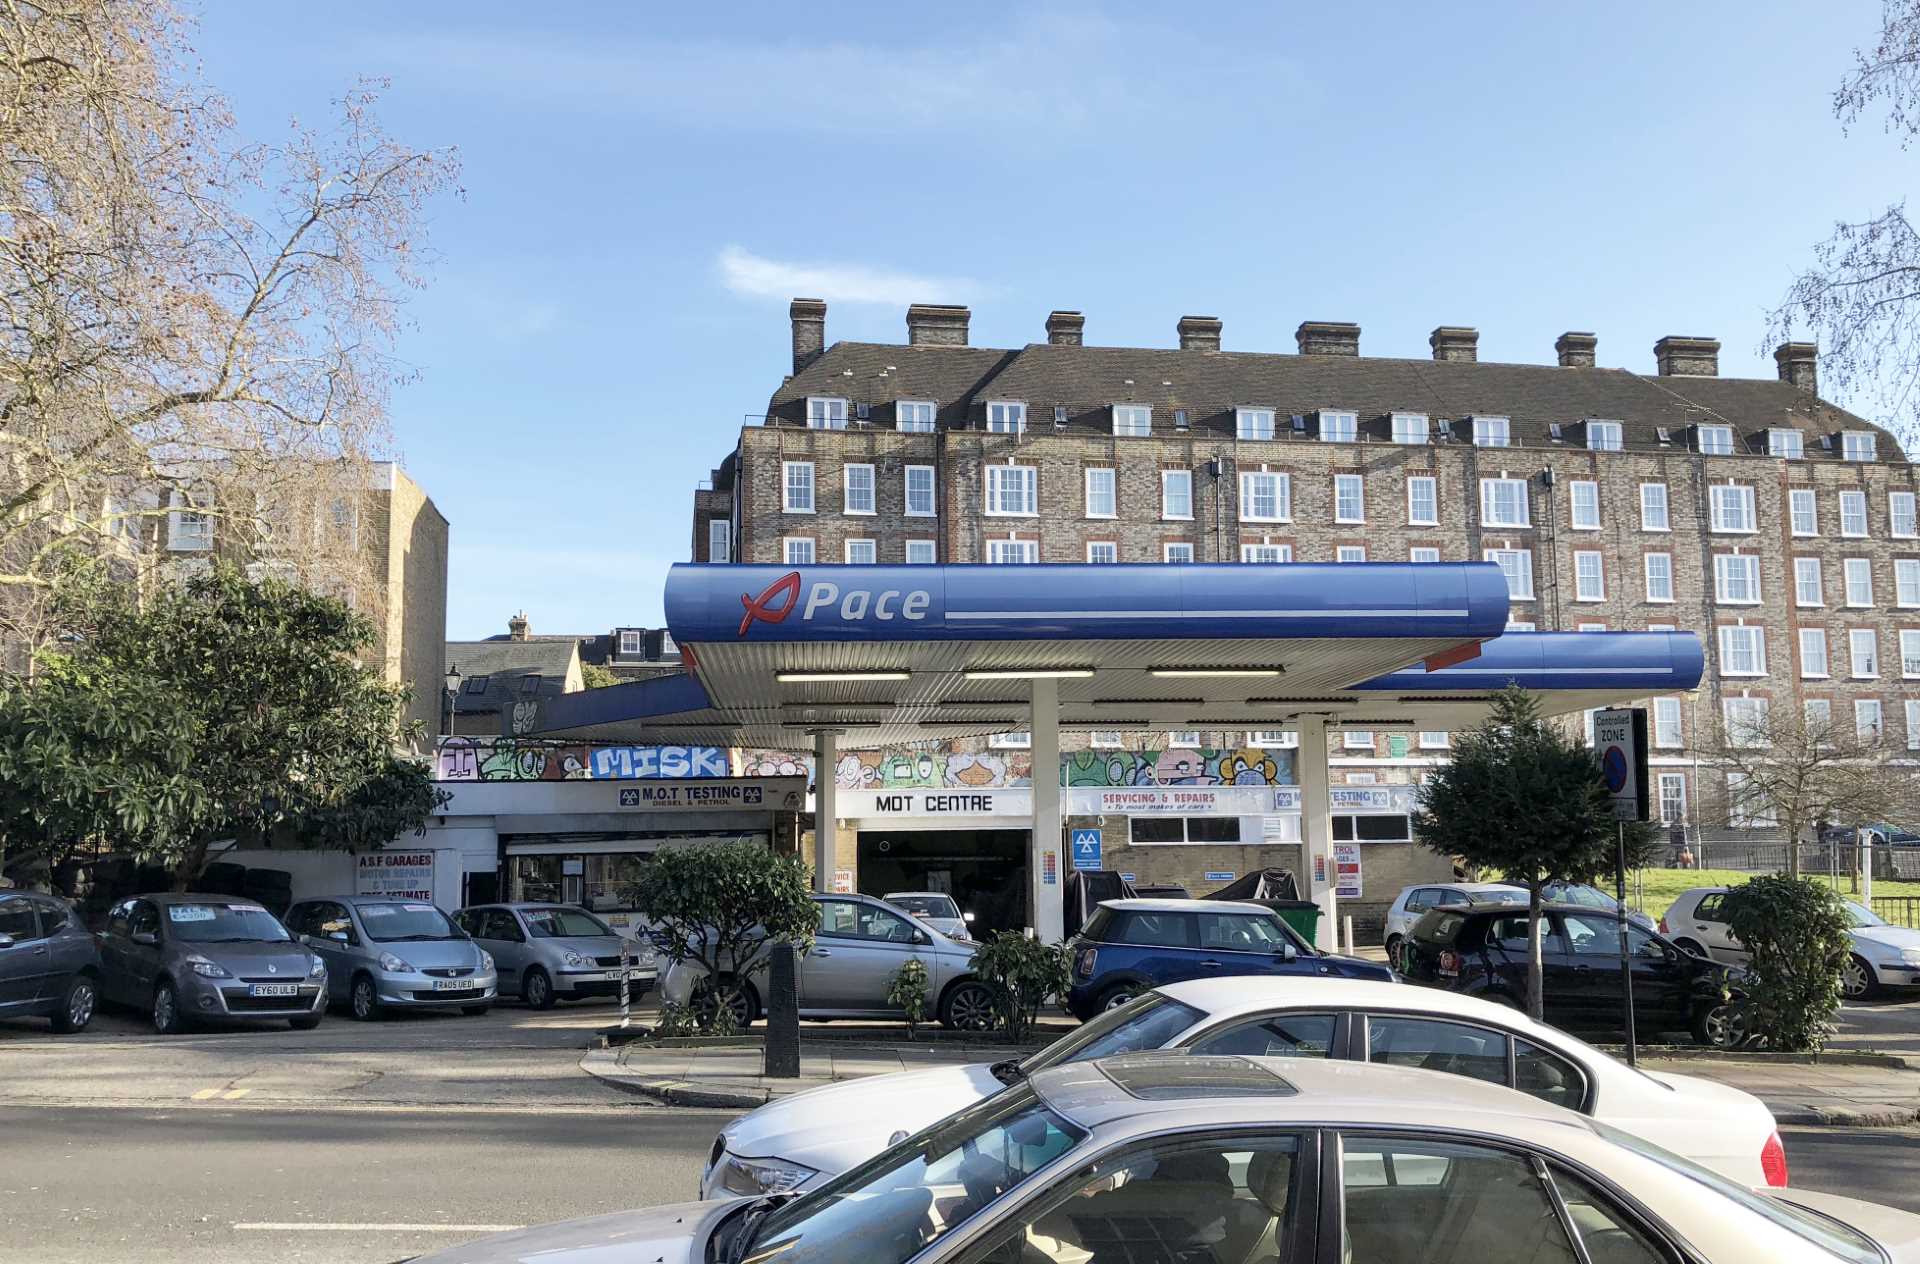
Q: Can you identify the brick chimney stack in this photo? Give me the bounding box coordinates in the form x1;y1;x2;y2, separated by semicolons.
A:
508;611;530;641
1429;326;1478;363
1555;332;1597;368
1296;320;1360;357
1654;335;1720;377
1045;311;1085;345
789;298;825;374
905;304;970;346
1177;315;1223;351
1775;342;1818;393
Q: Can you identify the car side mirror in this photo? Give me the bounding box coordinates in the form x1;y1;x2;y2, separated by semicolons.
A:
1280;942;1298;962
328;930;350;943
132;931;157;947
0;932;13;949
912;929;930;946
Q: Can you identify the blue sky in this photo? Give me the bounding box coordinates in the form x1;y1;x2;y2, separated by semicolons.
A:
193;2;1910;637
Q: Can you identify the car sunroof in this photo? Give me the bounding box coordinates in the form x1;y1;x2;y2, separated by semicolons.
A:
1098;1054;1297;1100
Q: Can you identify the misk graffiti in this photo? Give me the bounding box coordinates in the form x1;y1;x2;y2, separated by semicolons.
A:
435;738;728;782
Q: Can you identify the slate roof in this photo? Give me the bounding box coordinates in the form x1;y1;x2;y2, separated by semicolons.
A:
764;340;1904;460
444;639;577;715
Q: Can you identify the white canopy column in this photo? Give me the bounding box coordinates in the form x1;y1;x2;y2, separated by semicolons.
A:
1030;678;1064;943
812;728;838;893
1297;714;1336;951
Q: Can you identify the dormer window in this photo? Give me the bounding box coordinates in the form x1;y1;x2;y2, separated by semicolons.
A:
1236;408;1275;440
1768;429;1805;459
806;397;848;430
167;488;213;551
1695;424;1734;455
1112;404;1152;437
1585;419;1623;451
1471;416;1511;447
519;675;542;696
618;630;642;655
1390;413;1429;445
1842;431;1878;462
462;675;490;695
1317;410;1357;443
986;401;1026;434
896;400;936;432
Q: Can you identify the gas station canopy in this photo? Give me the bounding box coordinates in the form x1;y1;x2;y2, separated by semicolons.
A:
513;563;1705;748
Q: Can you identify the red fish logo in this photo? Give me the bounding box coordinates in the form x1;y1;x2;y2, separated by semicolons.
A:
739;571;803;637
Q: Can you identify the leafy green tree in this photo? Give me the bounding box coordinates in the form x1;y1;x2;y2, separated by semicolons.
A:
625;840;815;1031
0;664;211;883
580;662;621;689
1721;875;1853;1051
301;756;451;852
1413;686;1653;1020
44;564;433;884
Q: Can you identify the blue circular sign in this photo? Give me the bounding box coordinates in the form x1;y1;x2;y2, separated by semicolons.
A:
1602;745;1629;793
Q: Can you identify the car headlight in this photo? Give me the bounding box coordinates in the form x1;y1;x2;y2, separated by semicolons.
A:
479;950;494;972
308;955;327;977
721;1155;818;1196
188;958;231;978
563;950;590;967
1899;947;1920;965
377;952;414;973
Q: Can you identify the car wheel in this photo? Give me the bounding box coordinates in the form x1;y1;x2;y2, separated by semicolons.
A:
289;1014;323;1031
50;975;98;1034
1692;999;1747;1048
349;974;381;1022
523;967;555;1009
151;980;187;1035
938;979;999;1031
461;1004;491;1017
1096;983;1140;1013
1383;935;1403;966
694;979;759;1028
1672;938;1709;959
1842;954;1879;1000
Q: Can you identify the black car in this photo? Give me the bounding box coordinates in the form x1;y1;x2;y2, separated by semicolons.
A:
1399;900;1744;1046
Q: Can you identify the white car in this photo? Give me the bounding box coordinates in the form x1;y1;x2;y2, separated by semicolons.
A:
699;975;1784;1201
1663;885;1920;999
415;1053;1918;1264
882;891;973;941
1382;881;1524;960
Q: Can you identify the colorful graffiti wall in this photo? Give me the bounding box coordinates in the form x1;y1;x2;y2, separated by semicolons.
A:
731;746;1294;791
1063;747;1294;787
435;738;729;782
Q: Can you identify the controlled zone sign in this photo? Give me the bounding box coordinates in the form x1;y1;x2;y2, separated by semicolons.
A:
1070;829;1103;871
1593;707;1650;823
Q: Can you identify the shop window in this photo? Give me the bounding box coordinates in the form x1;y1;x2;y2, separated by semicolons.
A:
1128;816;1246;844
1331;814;1412;843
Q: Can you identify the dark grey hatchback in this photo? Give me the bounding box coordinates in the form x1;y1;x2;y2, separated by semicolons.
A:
0;890;101;1033
99;893;328;1033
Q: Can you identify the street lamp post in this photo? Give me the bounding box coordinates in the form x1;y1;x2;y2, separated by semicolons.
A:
443;664;460;736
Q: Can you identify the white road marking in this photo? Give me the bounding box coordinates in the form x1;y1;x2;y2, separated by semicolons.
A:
234;1222;521;1233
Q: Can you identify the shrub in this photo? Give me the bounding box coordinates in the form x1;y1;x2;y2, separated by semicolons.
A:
1720;874;1852;1051
887;958;929;1040
969;931;1070;1043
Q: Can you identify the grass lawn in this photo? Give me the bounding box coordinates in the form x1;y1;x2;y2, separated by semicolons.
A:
1621;868;1920;919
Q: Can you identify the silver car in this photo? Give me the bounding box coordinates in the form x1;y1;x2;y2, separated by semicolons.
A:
881;891;973;941
285;896;497;1021
97;894;327;1033
658;892;995;1029
0;891;103;1033
453;903;658;1008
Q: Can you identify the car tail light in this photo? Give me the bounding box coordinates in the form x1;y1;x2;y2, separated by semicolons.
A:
1658;916;1669;935
1437;950;1460;978
1760;1132;1789;1188
1075;947;1097;978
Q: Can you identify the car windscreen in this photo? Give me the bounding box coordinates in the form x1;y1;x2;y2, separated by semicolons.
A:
523;907;613;938
1844;902;1888;929
745;1087;1084;1264
889;895;959;919
356;902;459;942
163;903;291;943
1589;1120;1882;1264
1021;991;1205;1074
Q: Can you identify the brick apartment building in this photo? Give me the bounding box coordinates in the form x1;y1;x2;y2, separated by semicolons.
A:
688;299;1918;923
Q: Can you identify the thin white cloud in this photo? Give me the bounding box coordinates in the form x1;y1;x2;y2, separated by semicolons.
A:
717;245;982;306
378;12;1301;142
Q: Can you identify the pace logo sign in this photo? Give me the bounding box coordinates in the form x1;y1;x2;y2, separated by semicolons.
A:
737;571;932;638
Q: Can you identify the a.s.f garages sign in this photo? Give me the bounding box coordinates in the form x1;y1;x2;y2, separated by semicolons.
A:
355;851;436;902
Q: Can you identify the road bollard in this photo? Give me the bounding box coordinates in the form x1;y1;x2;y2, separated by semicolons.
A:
619;936;632;1030
765;941;800;1078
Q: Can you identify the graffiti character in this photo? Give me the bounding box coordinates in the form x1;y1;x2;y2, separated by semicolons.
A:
835;751;882;790
1154;748;1213;785
1218;749;1280;785
436;737;479;781
946;751;1005;787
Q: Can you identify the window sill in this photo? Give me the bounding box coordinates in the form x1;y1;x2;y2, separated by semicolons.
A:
1574;596;1607;603
1239;518;1292;526
1161;514;1195;522
904;510;937;518
1646;597;1675;604
1334;518;1367;526
1569;525;1602;532
983;511;1038;519
1085;513;1118;521
783;507;816;515
1480;521;1534;530
1640;526;1672;533
1408;519;1439;528
843;510;876;517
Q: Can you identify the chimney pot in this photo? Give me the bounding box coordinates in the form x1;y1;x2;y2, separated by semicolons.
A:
789;298;826;374
1653;335;1719;377
1774;341;1818;393
1555;331;1597;368
1296;320;1361;357
1177;315;1223;352
1429;326;1478;363
1045;310;1085;346
905;303;970;346
508;611;530;642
